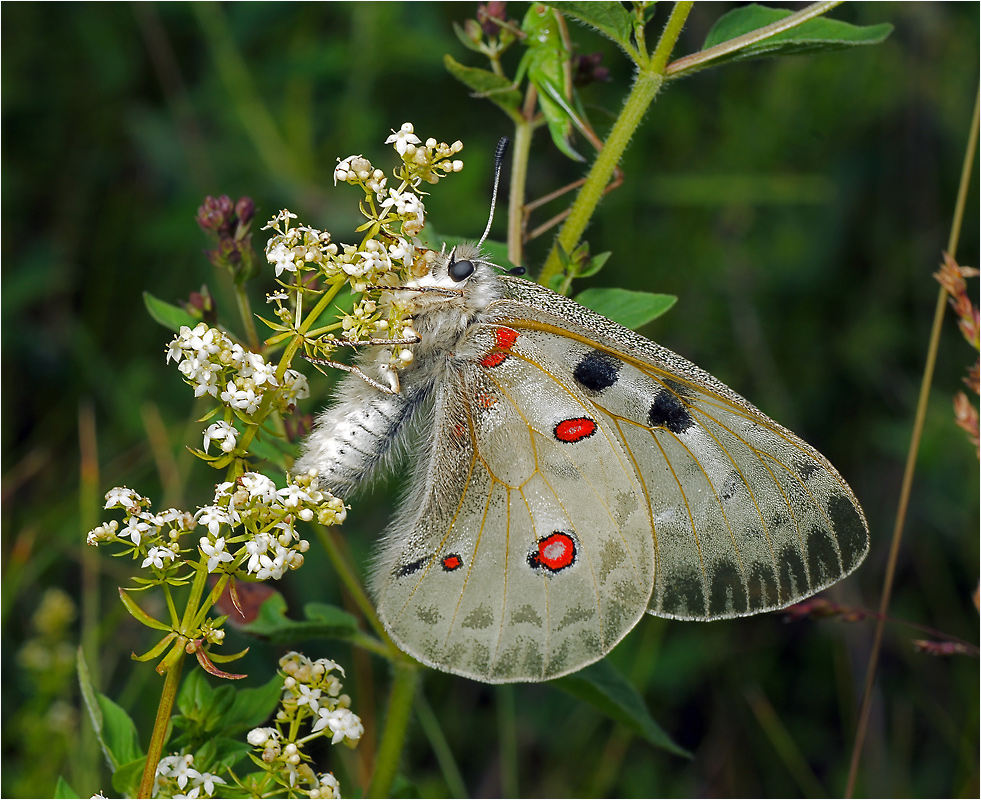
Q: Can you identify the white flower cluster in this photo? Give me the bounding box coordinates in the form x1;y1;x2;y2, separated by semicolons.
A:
87;472;346;585
166;322;309;429
154;753;226;798
244;652;361;797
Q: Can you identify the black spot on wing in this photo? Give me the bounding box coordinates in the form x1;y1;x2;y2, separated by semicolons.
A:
395;556;429;578
746;563;779;611
648;390;693;434
573;349;621;392
806;526;842;585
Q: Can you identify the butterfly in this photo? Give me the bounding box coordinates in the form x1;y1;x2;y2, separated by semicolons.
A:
295;243;870;684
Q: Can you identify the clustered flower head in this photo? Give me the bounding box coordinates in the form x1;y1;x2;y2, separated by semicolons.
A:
261;122;464;372
244;651;362;797
166;322;309;441
87;471;345;585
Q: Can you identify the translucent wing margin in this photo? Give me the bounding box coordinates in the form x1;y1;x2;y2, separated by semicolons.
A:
371;328;654;682
499;278;870;620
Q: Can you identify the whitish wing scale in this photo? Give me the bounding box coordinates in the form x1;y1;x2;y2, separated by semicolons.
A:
498;276;870;621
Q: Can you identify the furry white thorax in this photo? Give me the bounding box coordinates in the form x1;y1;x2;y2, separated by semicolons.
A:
294;242;504;496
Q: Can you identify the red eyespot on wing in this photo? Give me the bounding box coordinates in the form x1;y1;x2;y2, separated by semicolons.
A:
554;417;596;443
528;532;577;573
495;327;518;349
441;554;462;571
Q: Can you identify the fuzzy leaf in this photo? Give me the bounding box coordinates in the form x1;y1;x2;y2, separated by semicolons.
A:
144;291;198;332
574;288;676;330
548;2;636;56
552;660;690;757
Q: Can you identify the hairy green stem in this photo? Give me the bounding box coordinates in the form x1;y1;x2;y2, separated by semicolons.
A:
138;651;185;798
368;662;420;798
538;2;692;285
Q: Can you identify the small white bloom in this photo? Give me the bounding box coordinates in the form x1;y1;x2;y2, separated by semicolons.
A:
247;726;278;747
104;486;141;510
142;546;176;570
203;421;237;454
195;506;230;536
193;772;227;797
199;536;235;572
119;517;151;547
386;122;421;156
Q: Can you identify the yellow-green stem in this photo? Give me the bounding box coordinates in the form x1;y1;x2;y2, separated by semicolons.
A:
138;651;185;798
507;119;534;266
844;86;979;797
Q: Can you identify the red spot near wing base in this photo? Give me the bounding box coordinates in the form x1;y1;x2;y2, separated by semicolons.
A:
528;532;577;573
480;327;519;368
554;417;596;442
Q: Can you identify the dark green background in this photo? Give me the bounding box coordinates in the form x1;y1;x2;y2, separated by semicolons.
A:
2;3;978;797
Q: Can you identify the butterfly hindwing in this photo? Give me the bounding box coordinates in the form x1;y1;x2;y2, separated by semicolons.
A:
371;325;655;683
499;277;870;621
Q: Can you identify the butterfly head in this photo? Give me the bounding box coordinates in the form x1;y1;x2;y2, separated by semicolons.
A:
396;242;502;318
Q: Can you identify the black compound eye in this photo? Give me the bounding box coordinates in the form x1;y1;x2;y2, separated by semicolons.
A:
448;258;475;282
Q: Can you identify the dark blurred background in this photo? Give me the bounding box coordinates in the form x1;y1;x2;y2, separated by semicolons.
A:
2;3;978;797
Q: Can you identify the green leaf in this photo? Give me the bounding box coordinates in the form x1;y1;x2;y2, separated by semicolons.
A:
701;5;893;67
243;593;361;643
548;2;636;57
54;777;80;799
218;674;283;733
111;759;147;798
552;660;690;757
577;251;612;279
119;587;173;631
143;291;198;332
574;288;676;330
77;649;144;770
443;54;522;119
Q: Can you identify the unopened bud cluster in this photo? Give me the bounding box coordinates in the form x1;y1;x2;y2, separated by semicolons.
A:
244;651;363;797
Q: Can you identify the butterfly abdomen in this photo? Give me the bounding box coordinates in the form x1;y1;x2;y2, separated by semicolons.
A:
295;375;423;497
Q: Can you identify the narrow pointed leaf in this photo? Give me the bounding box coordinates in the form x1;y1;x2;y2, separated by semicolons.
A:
118;588;175;631
78;649;144;770
444;54;522;117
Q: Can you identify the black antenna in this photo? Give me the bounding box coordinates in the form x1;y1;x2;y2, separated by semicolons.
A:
477;137;509;249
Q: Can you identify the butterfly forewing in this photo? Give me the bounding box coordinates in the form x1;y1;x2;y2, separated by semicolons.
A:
372;328;655;682
499;278;870;621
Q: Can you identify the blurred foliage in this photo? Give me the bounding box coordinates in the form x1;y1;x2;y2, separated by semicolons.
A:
1;2;978;798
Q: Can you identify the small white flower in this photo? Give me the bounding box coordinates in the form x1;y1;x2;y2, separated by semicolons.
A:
119;517;151;547
142;546;176;570
104;486;141;510
386;122;421;156
199;536;235;572
295;683;322;711
193;772;227;797
203;421;237;454
313;707;364;746
247;726;278;747
195;506;230;536
315;772;341;799
241;472;277;502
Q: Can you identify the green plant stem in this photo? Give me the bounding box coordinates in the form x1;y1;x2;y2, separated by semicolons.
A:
844;86;980;798
538;2;692;285
368;661;420;798
496;684;519;798
138;651;185;798
507;118;534;266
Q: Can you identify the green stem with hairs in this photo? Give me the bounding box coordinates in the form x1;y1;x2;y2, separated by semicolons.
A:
538;2;692;285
